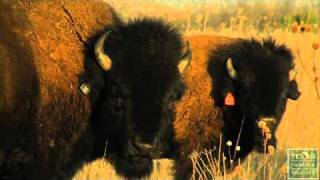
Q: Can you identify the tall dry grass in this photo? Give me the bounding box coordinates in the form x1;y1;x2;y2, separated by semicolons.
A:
73;159;174;180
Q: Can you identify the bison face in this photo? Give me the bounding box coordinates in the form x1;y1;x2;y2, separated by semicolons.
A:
94;74;186;177
208;39;300;161
226;56;300;151
226;42;300;151
90;18;191;178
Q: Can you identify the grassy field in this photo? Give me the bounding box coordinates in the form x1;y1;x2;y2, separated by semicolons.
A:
73;1;320;179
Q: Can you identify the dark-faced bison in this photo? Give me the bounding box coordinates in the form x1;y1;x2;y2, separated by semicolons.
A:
89;18;192;178
173;35;300;179
208;38;300;160
0;1;191;179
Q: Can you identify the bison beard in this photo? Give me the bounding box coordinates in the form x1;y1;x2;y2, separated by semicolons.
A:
0;1;192;179
172;36;300;180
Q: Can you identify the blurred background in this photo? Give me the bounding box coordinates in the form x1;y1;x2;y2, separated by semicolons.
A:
107;0;320;35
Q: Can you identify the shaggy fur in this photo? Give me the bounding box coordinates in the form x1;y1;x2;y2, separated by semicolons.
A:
0;1;120;179
89;18;188;178
172;36;300;180
0;0;190;177
208;38;300;162
172;35;231;180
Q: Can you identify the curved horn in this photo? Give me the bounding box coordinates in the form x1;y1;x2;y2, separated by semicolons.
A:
226;57;237;79
95;30;112;71
178;41;192;74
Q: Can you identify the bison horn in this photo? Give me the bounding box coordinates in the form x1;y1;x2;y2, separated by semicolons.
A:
226;57;237;79
95;30;112;71
178;41;192;74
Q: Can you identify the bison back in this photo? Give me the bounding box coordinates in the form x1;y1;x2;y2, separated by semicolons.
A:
172;35;233;179
174;35;233;152
0;0;118;178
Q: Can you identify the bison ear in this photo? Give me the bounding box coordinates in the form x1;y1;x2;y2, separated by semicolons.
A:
287;80;301;100
95;30;113;71
178;41;192;74
226;57;237;79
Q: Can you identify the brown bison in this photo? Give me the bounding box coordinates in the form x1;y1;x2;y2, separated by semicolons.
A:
172;35;300;179
0;0;191;179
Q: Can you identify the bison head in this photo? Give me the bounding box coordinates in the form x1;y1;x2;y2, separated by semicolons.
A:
208;39;300;162
87;18;191;177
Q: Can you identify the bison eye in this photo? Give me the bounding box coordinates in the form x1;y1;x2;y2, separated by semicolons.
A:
169;92;177;100
170;82;185;101
169;91;183;101
240;88;250;99
113;92;125;104
108;84;126;108
280;89;288;99
113;92;121;100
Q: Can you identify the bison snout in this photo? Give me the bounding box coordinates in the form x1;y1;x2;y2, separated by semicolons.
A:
133;142;154;152
131;140;166;159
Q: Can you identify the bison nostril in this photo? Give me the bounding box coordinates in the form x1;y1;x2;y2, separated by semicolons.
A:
133;142;154;152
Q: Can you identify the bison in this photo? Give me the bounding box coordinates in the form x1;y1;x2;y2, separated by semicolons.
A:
88;18;192;178
0;1;191;179
172;35;300;179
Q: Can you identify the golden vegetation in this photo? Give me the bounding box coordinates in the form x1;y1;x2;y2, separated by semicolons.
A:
73;159;174;180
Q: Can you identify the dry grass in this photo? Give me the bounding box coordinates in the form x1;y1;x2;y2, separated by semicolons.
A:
72;159;174;180
188;149;289;180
